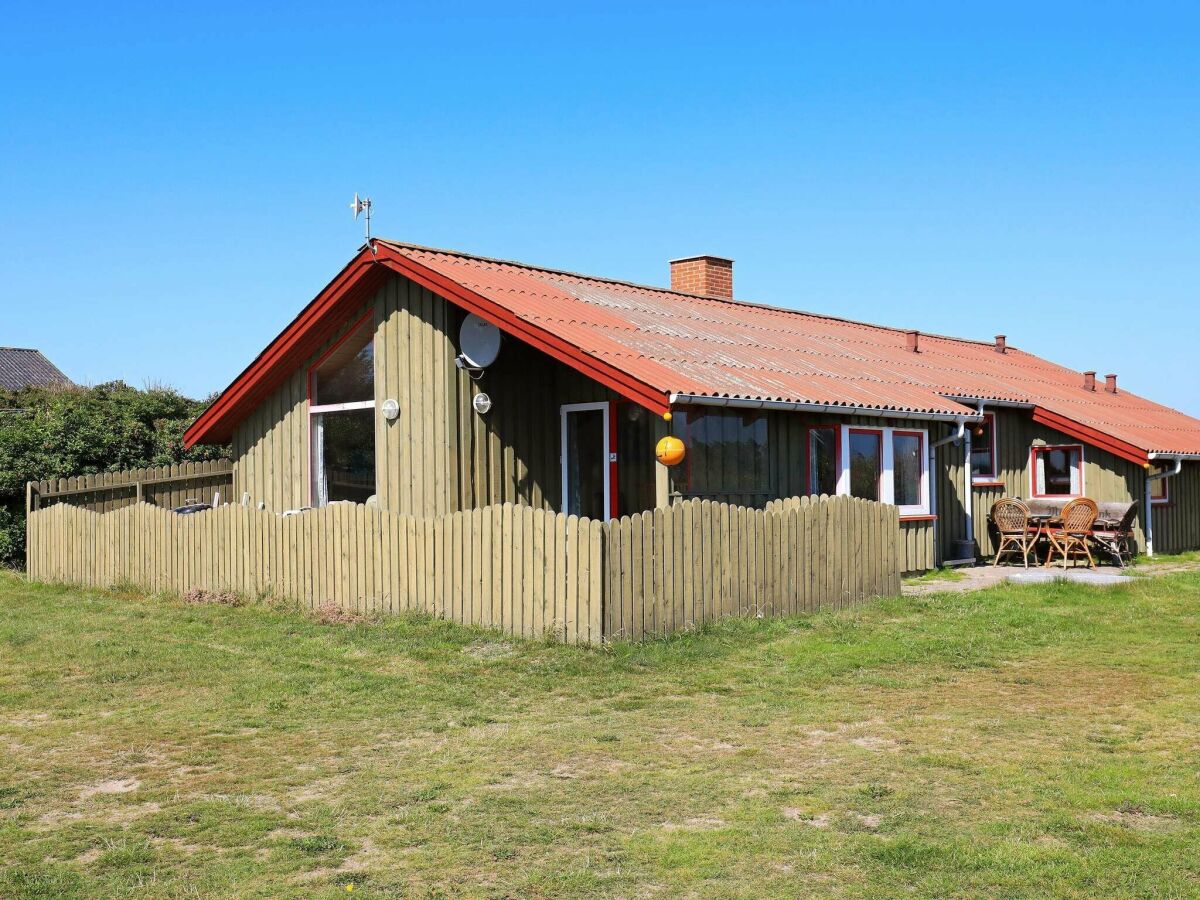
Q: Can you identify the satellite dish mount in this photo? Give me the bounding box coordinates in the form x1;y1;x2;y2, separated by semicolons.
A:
350;193;374;251
456;313;502;380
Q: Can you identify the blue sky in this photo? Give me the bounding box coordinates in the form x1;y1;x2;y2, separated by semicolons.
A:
2;2;1197;414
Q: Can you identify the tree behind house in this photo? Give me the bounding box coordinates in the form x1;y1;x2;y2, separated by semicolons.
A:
0;382;228;566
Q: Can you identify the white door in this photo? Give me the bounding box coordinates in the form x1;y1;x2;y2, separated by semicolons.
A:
560;402;611;519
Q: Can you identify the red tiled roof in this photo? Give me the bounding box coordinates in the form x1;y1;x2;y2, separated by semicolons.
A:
184;240;1200;461
377;241;1200;459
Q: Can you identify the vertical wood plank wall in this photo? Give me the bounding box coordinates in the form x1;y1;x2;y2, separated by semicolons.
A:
1148;461;1199;555
223;272;1196;572
232;276;629;518
27;495;901;644
685;411;936;573
959;409;1150;560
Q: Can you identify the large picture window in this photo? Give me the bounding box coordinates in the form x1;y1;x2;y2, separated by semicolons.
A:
807;424;930;516
309;315;376;506
848;429;883;502
892;431;924;508
673;408;769;498
1031;445;1083;498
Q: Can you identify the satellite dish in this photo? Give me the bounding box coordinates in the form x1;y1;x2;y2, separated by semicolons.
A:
459;314;502;369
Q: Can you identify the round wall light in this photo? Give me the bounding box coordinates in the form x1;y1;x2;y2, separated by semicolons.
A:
381;399;400;421
473;393;493;415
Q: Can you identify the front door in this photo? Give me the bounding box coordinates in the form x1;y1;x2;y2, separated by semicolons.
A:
560;402;611;519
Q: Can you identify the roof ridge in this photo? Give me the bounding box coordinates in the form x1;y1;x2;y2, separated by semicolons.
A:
373;238;1002;350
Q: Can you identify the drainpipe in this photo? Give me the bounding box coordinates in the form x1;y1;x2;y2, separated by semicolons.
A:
1145;456;1184;557
930;419;967;565
962;400;984;561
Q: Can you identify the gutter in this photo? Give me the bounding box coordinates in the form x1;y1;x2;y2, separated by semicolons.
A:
941;395;1034;411
667;393;982;424
1144;456;1186;557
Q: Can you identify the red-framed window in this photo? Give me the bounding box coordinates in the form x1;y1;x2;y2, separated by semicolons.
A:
971;412;998;482
848;428;883;503
806;425;840;496
1150;466;1171;506
1030;444;1084;498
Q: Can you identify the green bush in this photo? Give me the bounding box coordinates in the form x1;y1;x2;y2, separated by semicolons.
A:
0;382;229;567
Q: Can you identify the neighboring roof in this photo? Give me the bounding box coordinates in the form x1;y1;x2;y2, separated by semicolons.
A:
184;240;1200;462
0;347;71;391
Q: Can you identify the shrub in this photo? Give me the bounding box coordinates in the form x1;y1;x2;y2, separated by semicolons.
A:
0;382;229;566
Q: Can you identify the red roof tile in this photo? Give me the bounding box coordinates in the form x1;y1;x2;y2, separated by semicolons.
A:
184;239;1200;460
377;241;1200;458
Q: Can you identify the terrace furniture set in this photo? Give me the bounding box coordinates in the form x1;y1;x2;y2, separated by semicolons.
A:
990;497;1139;569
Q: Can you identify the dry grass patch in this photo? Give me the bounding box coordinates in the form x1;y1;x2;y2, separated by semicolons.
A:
2;571;1200;897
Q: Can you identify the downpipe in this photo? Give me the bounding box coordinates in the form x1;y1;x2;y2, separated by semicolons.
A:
1145;457;1184;557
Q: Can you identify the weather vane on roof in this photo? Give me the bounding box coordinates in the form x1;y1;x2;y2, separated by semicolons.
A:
350;193;374;251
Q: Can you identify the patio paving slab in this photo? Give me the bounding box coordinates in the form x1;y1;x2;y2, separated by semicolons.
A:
903;560;1200;596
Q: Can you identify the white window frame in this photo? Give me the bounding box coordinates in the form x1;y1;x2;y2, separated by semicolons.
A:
307;315;377;508
834;424;930;517
559;401;611;518
1150;465;1171;506
971;411;1002;484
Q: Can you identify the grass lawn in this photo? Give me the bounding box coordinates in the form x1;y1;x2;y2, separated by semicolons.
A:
2;570;1199;898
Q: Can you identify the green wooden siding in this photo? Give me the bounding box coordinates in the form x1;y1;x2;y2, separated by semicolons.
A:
1150;461;1200;555
958;408;1147;560
233;274;634;518
230;272;1198;573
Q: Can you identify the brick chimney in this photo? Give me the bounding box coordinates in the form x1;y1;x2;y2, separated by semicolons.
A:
670;255;733;299
994;335;1007;353
1105;373;1118;394
1083;371;1096;391
906;330;920;353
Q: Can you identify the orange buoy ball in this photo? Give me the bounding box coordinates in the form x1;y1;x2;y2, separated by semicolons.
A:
655;435;686;466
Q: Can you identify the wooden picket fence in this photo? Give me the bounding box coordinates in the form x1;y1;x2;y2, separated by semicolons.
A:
27;460;234;514
26;494;899;644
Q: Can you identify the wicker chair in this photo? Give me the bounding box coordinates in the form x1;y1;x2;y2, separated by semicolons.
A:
991;498;1036;567
1043;498;1098;569
1090;501;1139;568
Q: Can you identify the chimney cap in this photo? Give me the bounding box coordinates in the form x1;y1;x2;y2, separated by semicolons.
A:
668;254;734;265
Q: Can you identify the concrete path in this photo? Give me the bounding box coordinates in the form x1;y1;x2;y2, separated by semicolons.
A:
903;559;1200;596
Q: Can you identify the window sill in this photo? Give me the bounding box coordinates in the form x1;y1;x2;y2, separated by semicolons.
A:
900;514;937;522
972;479;1005;488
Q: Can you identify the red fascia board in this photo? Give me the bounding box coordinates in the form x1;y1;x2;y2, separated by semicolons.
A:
1030;407;1148;466
373;246;670;415
184;249;384;447
185;246;671;448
